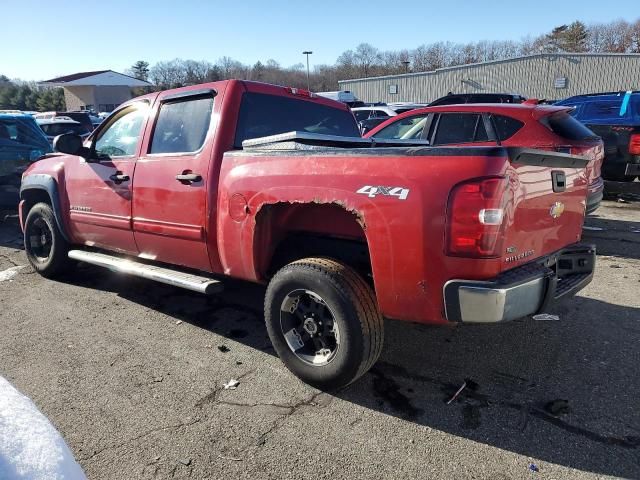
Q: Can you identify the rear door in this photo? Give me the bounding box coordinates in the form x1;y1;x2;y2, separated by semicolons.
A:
132;89;217;271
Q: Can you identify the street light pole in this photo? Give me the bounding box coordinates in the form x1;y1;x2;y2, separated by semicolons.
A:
302;51;313;90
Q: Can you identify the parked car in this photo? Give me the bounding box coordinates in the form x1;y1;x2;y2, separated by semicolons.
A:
555;91;640;181
34;111;94;133
429;92;527;106
352;106;397;134
36;117;91;146
355;104;430;134
20;80;595;389
365;103;605;214
315;90;358;106
0;113;52;206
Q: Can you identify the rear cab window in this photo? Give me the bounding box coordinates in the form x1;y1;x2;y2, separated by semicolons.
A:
234;93;360;148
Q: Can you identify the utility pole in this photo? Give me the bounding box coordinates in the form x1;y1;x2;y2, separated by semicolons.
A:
302;51;313;90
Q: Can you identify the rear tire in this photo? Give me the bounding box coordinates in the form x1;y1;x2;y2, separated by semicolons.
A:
264;257;384;390
24;202;73;278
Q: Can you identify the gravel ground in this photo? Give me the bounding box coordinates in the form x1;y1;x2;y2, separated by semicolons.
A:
0;200;638;480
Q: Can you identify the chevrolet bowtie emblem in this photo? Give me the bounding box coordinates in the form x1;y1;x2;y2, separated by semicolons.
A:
549;201;565;219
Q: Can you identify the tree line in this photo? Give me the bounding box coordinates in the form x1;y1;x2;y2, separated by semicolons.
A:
1;17;639;111
128;18;640;92
0;76;65;111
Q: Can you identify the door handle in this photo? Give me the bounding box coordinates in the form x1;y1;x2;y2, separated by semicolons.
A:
109;172;130;184
176;172;202;184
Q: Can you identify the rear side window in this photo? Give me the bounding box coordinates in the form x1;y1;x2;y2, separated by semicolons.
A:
545;112;597;141
234;92;360;148
492;115;524;141
353;111;369;121
150;96;213;154
432;113;488;145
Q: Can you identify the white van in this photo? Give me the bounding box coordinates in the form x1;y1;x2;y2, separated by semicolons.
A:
316;90;358;105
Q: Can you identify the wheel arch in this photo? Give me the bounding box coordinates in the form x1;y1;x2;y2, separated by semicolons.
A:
20;174;70;242
253;202;372;281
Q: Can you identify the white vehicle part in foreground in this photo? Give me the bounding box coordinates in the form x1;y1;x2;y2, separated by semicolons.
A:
0;376;86;480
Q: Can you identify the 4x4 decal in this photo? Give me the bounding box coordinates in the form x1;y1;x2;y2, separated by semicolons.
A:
356;185;410;200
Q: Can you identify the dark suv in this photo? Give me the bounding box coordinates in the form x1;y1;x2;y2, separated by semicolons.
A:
429;93;527;107
555;92;640;182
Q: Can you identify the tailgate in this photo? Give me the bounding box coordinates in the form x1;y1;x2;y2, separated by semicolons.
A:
501;148;589;270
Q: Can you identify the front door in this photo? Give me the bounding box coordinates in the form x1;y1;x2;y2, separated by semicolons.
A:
65;102;149;254
132;91;216;271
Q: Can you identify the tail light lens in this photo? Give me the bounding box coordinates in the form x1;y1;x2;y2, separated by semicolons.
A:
629;134;640;155
446;177;508;258
285;86;315;98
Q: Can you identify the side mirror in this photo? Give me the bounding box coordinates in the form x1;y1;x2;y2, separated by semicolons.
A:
53;134;90;158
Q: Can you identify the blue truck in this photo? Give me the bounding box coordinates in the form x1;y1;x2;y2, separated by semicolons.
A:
555;91;640;182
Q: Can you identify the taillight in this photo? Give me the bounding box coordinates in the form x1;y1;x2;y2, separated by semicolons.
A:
285;86;315;98
446;177;508;258
629;134;640;155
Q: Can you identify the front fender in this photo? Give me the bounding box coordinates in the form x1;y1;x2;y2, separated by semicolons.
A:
20;173;70;242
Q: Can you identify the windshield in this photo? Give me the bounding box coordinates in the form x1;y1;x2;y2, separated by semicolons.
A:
40;123;89;137
234;92;360;148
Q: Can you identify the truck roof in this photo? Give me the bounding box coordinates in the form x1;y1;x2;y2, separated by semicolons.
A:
130;80;352;112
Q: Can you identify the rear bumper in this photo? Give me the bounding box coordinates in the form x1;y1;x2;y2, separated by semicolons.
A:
443;243;595;323
586;177;604;215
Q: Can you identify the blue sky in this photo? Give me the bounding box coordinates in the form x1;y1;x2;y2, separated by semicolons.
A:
3;0;637;80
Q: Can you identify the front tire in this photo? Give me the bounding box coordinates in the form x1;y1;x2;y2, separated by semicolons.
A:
264;257;384;390
24;202;73;278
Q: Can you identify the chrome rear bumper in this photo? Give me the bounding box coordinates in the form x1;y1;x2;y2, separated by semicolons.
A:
444;244;596;323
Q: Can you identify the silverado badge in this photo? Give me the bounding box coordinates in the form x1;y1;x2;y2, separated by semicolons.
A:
549;201;565;219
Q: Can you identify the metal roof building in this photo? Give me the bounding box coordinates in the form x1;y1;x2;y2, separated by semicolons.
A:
338;53;640;103
40;70;152;112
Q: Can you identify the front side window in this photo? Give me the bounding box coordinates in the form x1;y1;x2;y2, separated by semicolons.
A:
94;104;147;158
432;113;488;145
150;96;214;154
372;115;428;140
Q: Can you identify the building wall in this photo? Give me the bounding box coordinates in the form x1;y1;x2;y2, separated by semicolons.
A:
63;86;95;111
63;85;133;112
338;54;640;104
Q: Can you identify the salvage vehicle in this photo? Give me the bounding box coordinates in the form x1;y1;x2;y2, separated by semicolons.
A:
429;92;527;106
34;111;95;134
365;103;605;214
555;91;640;181
19;80;595;389
0;113;52;206
36;117;91;146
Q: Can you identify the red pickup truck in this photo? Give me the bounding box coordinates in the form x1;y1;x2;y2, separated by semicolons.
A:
19;80;595;389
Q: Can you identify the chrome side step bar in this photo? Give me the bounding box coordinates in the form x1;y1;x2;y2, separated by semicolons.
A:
68;250;223;294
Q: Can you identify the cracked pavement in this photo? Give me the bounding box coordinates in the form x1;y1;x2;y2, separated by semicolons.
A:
0;199;639;479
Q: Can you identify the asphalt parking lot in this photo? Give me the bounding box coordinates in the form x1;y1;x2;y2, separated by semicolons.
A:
0;199;639;480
